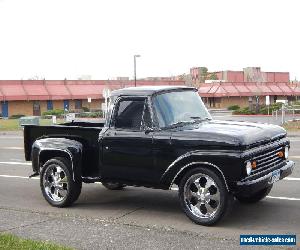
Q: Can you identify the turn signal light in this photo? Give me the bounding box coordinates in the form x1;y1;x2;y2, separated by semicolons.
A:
277;151;284;158
251;161;257;169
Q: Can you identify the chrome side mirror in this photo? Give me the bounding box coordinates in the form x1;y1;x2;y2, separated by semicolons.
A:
144;126;154;134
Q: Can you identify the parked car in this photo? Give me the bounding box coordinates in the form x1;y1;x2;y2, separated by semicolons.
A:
24;86;294;225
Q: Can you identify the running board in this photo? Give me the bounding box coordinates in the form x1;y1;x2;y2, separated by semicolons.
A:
82;176;102;183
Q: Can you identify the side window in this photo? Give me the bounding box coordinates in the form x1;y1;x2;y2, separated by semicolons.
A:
114;99;145;130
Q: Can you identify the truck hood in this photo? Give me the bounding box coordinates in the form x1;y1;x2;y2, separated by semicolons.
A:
171;120;287;148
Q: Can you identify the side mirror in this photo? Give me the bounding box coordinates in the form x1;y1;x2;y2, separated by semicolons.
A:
144;126;154;134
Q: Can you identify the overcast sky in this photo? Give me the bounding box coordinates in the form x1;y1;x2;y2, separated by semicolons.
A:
0;0;299;80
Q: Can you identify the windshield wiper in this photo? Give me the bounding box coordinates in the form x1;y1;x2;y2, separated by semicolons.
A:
190;116;212;122
167;121;193;128
166;117;211;129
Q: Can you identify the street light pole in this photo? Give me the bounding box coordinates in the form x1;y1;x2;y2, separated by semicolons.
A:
134;54;141;87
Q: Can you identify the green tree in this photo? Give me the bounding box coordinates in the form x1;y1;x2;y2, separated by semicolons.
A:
209;72;218;80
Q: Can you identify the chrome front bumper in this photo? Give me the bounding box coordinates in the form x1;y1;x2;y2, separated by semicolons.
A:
236;160;295;194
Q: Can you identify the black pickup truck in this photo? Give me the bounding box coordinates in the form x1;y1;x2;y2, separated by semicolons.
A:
24;86;294;225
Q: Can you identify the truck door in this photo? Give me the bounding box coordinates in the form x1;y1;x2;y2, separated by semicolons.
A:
102;97;156;184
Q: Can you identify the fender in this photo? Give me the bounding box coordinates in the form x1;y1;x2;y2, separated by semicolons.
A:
160;150;243;190
31;138;83;181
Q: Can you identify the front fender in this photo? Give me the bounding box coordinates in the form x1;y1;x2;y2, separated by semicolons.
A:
160;150;243;190
31;138;83;181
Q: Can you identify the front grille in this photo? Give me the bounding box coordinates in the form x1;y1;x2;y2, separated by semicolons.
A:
251;145;284;173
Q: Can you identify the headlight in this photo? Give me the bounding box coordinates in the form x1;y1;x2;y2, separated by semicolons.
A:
285;146;289;159
246;161;252;175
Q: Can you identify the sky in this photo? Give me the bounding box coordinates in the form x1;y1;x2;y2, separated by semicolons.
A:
0;0;299;80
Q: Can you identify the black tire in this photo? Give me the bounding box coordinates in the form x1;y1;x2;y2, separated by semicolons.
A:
235;185;273;204
102;182;126;190
40;157;82;207
178;167;233;226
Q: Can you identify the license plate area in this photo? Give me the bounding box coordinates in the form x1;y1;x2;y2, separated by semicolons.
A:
269;169;280;184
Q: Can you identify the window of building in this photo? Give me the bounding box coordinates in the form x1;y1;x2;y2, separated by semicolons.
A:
47;100;53;110
75;100;82;109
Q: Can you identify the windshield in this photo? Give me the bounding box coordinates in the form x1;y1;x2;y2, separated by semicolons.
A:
152;90;211;128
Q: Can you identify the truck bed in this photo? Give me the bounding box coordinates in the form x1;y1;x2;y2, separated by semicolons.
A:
24;121;104;177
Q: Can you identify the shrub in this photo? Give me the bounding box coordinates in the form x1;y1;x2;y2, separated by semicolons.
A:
82;107;90;112
233;107;255;115
77;111;103;118
42;109;65;117
227;105;240;111
258;104;281;114
9;114;25;119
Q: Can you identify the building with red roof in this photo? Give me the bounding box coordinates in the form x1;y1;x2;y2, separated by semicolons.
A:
0;80;184;117
198;82;300;108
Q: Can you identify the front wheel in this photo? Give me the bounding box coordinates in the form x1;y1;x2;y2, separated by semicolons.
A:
235;185;273;203
179;167;232;226
40;157;82;207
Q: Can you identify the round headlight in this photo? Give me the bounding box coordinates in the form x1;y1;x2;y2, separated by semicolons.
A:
246;161;252;175
285;146;289;159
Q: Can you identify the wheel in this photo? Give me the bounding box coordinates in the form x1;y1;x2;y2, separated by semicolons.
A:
40;157;82;207
178;167;233;226
102;182;126;190
235;185;273;203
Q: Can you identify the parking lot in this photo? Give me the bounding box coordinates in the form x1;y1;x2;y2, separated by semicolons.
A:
0;115;299;249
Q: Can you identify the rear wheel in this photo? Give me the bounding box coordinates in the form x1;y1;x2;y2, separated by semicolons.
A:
40;157;82;207
102;182;126;190
235;185;273;203
179;167;232;226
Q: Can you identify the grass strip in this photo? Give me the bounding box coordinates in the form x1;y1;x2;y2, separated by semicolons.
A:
0;119;64;131
0;233;73;250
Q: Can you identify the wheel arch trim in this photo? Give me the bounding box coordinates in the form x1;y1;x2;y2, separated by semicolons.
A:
169;161;229;191
38;148;75;180
32;138;83;181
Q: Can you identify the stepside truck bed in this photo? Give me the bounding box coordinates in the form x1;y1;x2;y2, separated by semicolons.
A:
24;121;104;177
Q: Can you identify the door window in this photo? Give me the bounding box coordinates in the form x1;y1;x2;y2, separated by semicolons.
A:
114;99;144;130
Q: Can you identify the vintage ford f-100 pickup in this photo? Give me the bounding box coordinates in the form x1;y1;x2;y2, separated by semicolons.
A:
24;86;294;225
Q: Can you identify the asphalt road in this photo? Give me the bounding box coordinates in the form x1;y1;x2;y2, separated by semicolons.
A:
0;126;299;249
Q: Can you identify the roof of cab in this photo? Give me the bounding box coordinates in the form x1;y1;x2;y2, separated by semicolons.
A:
110;85;197;97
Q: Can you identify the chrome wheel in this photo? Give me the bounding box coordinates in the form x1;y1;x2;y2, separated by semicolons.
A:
184;173;220;219
43;164;69;202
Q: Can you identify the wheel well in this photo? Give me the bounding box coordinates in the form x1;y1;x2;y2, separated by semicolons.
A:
39;150;71;169
172;162;228;190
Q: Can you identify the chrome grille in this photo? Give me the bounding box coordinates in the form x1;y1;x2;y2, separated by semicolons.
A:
252;146;284;173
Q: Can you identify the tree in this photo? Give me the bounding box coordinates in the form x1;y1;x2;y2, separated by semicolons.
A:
199;67;208;82
209;72;218;80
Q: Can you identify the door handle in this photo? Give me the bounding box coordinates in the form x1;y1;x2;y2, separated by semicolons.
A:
106;132;116;136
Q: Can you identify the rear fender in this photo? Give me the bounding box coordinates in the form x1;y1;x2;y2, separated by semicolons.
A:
31;138;83;181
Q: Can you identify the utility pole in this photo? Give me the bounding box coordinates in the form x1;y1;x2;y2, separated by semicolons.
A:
134;54;141;87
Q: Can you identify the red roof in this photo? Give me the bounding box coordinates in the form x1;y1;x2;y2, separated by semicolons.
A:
23;81;50;100
198;82;299;97
0;81;27;101
0;80;184;101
